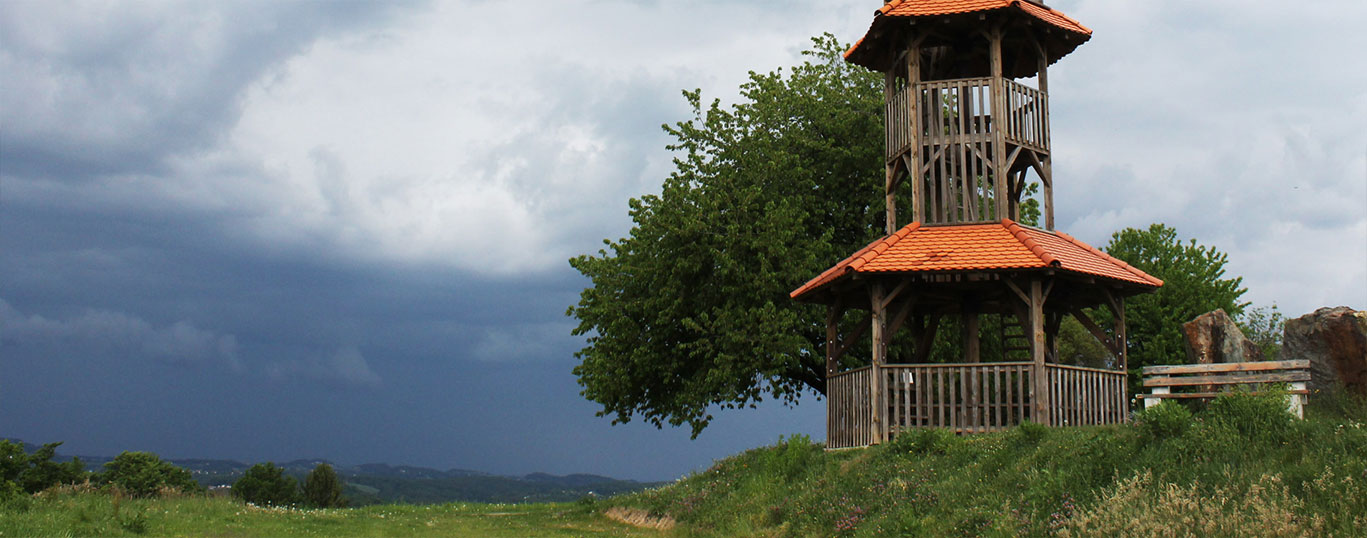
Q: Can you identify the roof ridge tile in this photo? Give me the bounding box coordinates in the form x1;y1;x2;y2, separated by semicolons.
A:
1001;219;1058;267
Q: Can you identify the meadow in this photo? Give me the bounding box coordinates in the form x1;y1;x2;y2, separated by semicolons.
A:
0;490;657;537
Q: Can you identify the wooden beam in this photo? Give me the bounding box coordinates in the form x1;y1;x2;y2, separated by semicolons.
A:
1004;279;1029;304
825;301;845;378
1069;307;1119;356
832;313;873;363
880;278;912;310
888;295;918;339
963;312;981;363
915;315;941;363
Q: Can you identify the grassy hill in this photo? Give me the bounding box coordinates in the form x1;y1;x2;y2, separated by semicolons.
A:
3;391;1363;537
611;391;1367;537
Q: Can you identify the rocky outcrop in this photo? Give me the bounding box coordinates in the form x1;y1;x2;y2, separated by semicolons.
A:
1182;309;1263;364
1282;307;1367;396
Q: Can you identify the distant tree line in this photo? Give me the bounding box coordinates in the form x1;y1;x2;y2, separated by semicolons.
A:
0;440;344;508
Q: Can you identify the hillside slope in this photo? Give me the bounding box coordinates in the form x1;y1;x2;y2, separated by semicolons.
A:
614;392;1367;537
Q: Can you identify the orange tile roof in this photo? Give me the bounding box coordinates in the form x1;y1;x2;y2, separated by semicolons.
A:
846;0;1091;60
876;0;1089;34
790;220;1162;299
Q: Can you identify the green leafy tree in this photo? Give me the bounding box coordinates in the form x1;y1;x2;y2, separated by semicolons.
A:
101;451;201;497
1239;304;1285;360
568;34;885;436
1105;223;1248;389
0;440;27;486
17;442;86;493
302;463;346;508
233;462;300;506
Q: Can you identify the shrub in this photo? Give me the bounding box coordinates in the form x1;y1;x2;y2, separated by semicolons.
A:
302;463;346;508
101;451;201;498
0;440;89;494
756;435;821;479
1206;389;1294;442
1009;421;1050;447
1136;400;1194;441
233;463;300;506
887;428;959;456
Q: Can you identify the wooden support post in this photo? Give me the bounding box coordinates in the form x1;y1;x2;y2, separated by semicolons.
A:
825;303;843;379
1035;38;1054;230
1116;295;1129;418
989;29;1009;221
870;283;888;443
1030;279;1049;425
907;37;924;224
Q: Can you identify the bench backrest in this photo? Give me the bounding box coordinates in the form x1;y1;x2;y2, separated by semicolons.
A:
1141;359;1310;390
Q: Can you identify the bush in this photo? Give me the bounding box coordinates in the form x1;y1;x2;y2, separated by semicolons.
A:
233;463;300;506
0;440;88;494
887;427;960;456
302;463;346;508
756;435;821;479
1136;400;1194;441
1206;389;1294;442
101;451;201;498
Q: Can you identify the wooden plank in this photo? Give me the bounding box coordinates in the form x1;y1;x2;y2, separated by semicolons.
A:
1143;371;1311;387
1142;360;1310;375
1139;390;1311;399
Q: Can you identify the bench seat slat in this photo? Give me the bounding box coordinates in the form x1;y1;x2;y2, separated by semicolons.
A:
1138;390;1310;399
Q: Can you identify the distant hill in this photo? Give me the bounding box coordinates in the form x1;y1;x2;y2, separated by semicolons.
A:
2;438;663;505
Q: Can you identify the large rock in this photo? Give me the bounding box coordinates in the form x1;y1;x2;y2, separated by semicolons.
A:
1282;307;1367;396
1181;309;1263;364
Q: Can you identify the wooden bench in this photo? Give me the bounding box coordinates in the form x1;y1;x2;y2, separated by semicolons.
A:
1139;359;1311;418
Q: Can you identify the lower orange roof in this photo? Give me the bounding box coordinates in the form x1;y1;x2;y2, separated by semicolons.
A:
790;220;1162;299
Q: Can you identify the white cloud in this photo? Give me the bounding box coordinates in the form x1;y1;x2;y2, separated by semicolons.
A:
1048;0;1367;315
0;298;241;370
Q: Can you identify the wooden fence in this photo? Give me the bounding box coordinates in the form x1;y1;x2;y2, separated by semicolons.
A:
883;362;1035;435
1044;364;1128;427
827;366;875;449
828;362;1128;449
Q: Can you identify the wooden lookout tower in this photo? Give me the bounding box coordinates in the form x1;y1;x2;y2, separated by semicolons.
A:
793;0;1164;449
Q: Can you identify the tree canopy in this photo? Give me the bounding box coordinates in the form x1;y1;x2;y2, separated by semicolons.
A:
567;35;885;436
1104;223;1249;376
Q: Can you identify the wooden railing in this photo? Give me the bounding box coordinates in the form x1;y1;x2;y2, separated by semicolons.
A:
886;82;914;163
883;362;1035;435
1044;364;1128;427
828;362;1129;448
883;77;1049;162
827;366;875;449
1001;79;1048;152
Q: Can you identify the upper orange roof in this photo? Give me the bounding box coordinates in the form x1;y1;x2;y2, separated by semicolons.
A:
872;0;1089;35
845;1;1092;71
790;220;1162;299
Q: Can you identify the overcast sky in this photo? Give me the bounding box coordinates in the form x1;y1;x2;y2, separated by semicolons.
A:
2;0;1364;482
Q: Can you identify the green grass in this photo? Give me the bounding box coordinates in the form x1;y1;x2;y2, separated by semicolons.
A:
615;391;1367;537
0;491;659;537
